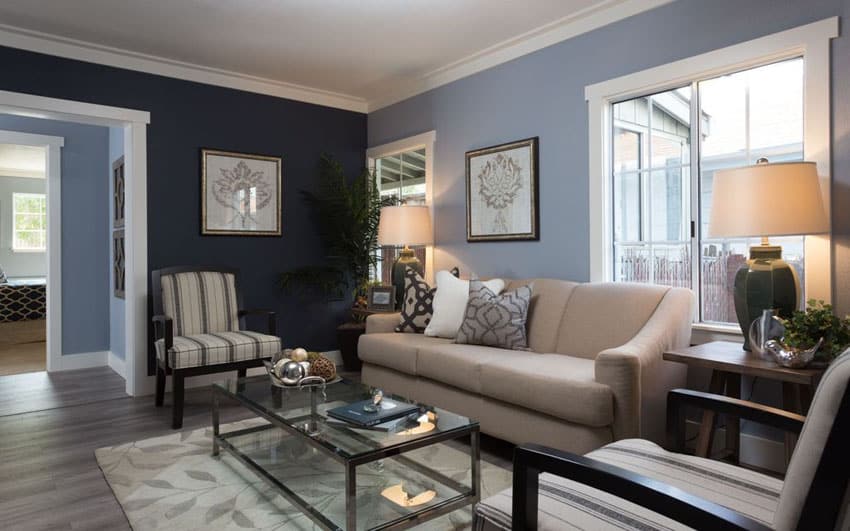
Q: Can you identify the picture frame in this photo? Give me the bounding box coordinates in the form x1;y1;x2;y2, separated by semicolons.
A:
113;229;125;299
465;137;539;242
367;285;396;312
201;148;282;236
112;155;124;228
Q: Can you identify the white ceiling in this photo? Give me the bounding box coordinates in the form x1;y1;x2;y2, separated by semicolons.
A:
0;144;46;179
0;0;669;111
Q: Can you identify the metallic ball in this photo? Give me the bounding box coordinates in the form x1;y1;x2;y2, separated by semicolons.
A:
280;360;306;385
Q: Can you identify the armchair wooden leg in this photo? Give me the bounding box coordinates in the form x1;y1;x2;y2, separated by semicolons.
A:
155;366;166;407
172;372;185;429
237;368;247;379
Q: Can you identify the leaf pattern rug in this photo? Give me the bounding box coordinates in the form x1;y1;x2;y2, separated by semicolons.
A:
96;418;511;530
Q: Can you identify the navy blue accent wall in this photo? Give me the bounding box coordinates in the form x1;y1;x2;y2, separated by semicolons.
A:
0;115;109;355
1;45;367;361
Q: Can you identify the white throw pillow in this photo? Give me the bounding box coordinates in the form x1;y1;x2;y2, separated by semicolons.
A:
424;271;504;338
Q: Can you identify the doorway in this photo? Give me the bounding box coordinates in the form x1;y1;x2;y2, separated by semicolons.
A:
0;141;48;375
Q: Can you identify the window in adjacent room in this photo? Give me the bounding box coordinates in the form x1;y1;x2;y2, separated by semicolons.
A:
373;148;427;285
12;192;47;252
610;57;804;325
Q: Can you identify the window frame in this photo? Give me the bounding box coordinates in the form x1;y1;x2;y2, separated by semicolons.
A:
586;17;837;337
11;191;47;253
366;130;436;284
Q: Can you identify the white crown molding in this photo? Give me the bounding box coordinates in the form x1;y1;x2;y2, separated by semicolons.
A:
0;23;368;114
366;0;676;111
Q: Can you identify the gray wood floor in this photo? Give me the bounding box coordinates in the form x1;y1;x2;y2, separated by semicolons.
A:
0;367;513;530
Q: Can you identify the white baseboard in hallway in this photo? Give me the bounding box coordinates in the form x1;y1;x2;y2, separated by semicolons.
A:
107;351;126;378
54;350;108;371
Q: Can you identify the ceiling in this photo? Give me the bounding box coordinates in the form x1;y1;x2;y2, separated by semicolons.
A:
0;0;664;110
0;144;46;179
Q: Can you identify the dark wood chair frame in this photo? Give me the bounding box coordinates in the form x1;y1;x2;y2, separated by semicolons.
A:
511;385;850;531
151;266;278;429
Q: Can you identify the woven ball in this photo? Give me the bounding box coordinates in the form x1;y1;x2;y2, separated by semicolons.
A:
309;356;336;380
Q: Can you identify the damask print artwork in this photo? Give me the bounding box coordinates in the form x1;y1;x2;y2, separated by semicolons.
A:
466;138;539;241
201;149;282;236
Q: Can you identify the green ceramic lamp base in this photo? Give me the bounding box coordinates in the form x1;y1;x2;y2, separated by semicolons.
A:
734;242;799;351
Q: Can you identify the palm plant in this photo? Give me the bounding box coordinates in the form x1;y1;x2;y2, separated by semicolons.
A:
280;154;389;300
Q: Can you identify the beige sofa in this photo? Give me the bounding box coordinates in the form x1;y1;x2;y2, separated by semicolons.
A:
359;279;695;454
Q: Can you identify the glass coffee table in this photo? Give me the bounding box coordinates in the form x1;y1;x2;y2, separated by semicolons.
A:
212;377;480;530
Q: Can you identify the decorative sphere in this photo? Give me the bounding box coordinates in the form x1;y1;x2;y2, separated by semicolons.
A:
272;358;292;379
280;360;306;385
290;347;309;362
309;356;337;381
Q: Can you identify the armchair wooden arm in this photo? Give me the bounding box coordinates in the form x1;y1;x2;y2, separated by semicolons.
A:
666;388;805;452
152;314;173;367
511;443;770;531
238;309;277;337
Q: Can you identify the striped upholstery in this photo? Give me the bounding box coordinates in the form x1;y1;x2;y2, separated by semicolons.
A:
155;331;280;369
161;272;239;337
474;439;782;530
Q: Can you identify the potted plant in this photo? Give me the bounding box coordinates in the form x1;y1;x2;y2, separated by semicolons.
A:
280;155;391;370
775;299;850;366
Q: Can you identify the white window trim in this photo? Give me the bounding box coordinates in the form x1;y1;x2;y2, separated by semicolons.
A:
12;191;47;252
586;17;838;328
367;130;436;285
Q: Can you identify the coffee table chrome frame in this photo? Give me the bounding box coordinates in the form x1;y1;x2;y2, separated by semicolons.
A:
211;382;481;530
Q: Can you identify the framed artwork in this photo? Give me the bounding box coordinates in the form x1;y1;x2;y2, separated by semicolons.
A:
465;137;539;242
367;285;396;312
201;148;282;236
113;229;125;299
112;156;124;228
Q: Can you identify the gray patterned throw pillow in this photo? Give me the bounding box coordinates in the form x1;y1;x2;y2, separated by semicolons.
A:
456;280;533;350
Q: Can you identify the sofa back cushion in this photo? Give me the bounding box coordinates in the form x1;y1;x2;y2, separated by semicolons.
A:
554;282;669;358
505;278;578;353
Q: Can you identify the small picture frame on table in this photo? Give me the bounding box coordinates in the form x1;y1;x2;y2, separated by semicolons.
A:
367;285;396;312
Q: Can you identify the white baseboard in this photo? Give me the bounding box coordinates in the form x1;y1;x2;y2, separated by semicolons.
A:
107;350;126;378
53;350;108;371
131;350;344;397
685;419;786;474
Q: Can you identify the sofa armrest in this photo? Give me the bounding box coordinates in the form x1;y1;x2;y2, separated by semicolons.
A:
365;312;401;334
595;287;694;441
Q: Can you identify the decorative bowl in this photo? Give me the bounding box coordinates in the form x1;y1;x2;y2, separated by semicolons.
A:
765;338;823;369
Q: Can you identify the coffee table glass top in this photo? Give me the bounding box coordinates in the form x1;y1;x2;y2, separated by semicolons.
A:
214;377;477;461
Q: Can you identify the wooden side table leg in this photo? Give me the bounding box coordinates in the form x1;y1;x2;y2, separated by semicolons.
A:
725;373;741;463
783;382;802;465
696;370;724;457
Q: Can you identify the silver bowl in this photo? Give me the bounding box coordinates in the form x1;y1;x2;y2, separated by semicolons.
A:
765;338;823;369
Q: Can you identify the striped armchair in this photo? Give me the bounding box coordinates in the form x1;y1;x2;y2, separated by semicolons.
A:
152;266;280;428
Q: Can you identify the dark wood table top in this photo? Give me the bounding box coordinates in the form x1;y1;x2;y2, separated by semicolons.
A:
664;340;824;385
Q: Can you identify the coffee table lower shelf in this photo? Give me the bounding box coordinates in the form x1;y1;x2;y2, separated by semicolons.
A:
212;416;480;530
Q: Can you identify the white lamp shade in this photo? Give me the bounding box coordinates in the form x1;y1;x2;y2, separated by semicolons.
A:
378;205;433;246
707;161;829;239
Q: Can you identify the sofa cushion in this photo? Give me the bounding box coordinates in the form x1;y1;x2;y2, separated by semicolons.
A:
417;343;526;394
358;332;452;375
555;282;668;359
474;438;781;530
505;278;578;353
480;353;613;426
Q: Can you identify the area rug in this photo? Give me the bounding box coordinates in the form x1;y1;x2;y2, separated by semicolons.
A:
96;418;511;530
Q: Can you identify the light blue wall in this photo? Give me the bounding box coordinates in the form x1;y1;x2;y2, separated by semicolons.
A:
0;175;46;277
108;126;125;360
368;0;850;310
0;115;109;355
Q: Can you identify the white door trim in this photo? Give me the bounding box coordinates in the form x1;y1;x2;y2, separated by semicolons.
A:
0;91;150;395
0;129;63;371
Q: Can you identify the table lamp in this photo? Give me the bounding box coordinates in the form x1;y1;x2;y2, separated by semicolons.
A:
708;160;829;350
378;205;433;309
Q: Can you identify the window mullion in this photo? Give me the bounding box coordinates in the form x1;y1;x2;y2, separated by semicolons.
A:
690;80;702;322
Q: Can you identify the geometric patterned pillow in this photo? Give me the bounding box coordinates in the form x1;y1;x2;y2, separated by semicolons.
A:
395;267;436;333
455;279;533;350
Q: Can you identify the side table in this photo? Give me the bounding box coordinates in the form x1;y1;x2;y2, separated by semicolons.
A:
663;340;824;465
337;308;396;372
